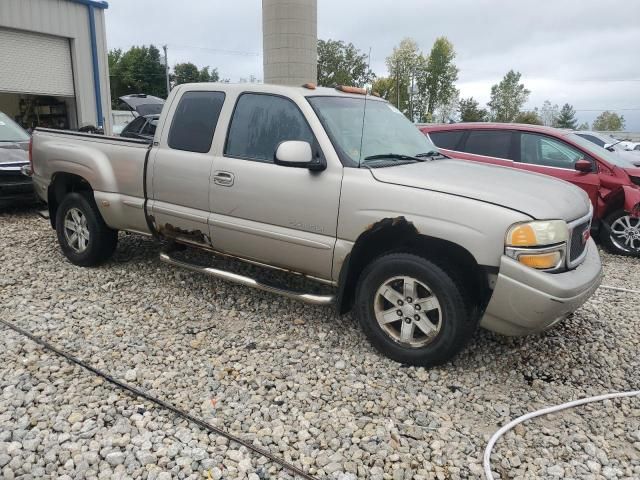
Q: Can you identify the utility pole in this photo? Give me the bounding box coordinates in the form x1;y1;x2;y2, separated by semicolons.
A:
396;59;400;109
162;45;170;96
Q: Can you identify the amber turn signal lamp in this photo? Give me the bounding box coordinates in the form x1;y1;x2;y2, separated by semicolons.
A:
518;252;561;270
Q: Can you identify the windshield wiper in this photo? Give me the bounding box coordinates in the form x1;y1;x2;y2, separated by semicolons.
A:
363;153;426;163
415;150;448;159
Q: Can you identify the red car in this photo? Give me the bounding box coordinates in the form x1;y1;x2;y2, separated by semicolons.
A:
419;123;640;256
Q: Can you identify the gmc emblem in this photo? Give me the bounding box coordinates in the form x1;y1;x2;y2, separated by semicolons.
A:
582;228;590;244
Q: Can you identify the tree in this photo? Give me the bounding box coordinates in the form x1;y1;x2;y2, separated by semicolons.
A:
540;100;559;127
458;97;488;122
317;39;374;88
433;89;460;123
199;66;219;83
487;70;530;122
577;121;590;130
421;37;459;117
108;45;167;107
514;110;542;125
385;38;426;119
554;103;578;129
371;77;396;101
592;111;625;131
172;63;219;85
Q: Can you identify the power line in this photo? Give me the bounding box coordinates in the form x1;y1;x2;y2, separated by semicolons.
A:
168;44;261;57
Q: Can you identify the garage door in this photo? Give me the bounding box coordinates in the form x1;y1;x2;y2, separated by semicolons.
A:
0;28;74;97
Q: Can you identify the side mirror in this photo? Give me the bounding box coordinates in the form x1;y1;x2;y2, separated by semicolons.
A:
275;141;325;171
574;159;593;173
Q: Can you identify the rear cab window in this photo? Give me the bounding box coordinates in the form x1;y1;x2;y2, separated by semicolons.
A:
428;130;465;150
168;91;225;153
224;93;315;163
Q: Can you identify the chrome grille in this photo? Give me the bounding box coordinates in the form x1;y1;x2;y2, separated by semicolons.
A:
569;220;590;264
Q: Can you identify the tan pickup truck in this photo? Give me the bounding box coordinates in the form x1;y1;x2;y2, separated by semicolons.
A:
27;83;602;366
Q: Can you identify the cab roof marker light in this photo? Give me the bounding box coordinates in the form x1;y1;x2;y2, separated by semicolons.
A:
335;85;367;95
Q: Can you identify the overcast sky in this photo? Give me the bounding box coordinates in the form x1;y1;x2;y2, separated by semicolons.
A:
105;0;640;129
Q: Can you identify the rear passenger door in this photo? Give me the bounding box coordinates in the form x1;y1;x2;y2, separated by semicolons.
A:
149;90;225;247
456;129;516;168
208;92;342;280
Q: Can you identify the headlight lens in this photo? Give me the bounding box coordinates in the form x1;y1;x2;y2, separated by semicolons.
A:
506;220;569;271
506;220;569;247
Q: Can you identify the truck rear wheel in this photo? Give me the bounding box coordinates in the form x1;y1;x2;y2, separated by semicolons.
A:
354;253;474;367
601;210;640;257
55;192;118;267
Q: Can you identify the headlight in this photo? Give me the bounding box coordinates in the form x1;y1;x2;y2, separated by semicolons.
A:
506;220;568;247
506;220;568;270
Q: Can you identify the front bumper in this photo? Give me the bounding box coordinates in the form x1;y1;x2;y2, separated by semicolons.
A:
0;172;34;203
480;238;602;336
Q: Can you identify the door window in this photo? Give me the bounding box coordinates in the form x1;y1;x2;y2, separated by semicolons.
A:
463;130;512;158
428;130;465;150
519;133;586;169
168;91;225;153
225;93;314;162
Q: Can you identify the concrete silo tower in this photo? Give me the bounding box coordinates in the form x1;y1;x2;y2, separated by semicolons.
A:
262;0;317;86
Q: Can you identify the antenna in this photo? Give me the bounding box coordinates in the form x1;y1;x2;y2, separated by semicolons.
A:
357;47;372;168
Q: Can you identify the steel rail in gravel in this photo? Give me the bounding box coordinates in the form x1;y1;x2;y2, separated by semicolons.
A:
0;318;320;480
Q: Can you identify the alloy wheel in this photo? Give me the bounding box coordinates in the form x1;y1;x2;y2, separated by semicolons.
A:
610;215;640;254
373;275;442;347
63;208;90;253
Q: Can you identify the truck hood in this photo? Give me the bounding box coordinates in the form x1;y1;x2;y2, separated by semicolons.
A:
369;159;591;221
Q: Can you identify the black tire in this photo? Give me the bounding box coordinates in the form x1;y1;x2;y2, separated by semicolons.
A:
55;192;118;267
600;210;640;257
355;253;475;367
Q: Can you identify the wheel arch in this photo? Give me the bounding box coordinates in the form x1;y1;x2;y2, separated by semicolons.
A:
336;217;492;315
48;173;94;229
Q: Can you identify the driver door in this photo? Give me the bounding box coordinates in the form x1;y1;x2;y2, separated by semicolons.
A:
513;132;600;206
208;92;342;280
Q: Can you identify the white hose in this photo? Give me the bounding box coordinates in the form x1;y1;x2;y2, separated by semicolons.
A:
483;390;640;479
599;285;640;294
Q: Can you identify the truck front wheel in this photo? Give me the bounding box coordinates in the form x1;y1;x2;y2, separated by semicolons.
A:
354;253;475;367
55;192;118;267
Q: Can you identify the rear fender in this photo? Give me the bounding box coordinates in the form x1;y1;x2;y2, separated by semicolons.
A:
622;185;640;217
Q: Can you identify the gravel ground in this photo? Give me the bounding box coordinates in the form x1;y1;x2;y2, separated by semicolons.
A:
1;205;639;480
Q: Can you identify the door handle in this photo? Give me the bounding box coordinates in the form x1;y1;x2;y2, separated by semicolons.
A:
213;171;234;187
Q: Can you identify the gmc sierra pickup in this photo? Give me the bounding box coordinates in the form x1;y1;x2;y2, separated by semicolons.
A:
27;83;602;366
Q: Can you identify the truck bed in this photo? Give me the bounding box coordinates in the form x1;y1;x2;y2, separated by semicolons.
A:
31;128;152;234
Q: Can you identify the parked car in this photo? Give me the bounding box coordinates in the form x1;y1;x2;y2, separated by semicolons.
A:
27;83;602;366
573;130;640;164
0;111;34;204
420;123;640;256
119;114;158;142
117;94;164;116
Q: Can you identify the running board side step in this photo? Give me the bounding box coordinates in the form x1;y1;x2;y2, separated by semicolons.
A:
159;252;335;306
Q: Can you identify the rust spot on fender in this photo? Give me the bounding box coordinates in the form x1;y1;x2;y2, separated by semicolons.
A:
364;216;417;234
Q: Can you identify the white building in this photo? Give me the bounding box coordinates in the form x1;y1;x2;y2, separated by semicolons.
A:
0;0;112;133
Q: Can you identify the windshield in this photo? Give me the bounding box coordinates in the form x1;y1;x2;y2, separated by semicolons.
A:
567;133;636;168
0;112;29;142
308;96;437;166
